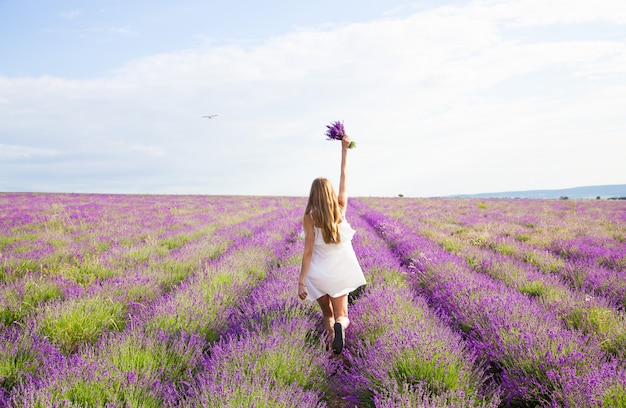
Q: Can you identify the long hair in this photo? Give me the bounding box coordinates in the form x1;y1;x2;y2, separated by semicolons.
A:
305;177;342;244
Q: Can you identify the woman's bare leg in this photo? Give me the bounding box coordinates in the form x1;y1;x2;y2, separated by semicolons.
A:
330;294;350;354
330;294;350;328
316;295;335;347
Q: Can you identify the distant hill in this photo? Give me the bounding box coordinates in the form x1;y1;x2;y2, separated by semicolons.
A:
449;184;626;199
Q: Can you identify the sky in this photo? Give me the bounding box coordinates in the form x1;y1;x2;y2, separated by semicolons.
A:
1;0;625;198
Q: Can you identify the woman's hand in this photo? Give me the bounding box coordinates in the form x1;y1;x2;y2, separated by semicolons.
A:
342;135;352;150
298;283;308;300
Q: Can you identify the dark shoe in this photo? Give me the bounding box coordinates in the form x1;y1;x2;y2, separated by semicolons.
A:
332;322;344;354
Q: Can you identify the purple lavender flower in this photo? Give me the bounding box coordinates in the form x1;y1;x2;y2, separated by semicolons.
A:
325;120;356;148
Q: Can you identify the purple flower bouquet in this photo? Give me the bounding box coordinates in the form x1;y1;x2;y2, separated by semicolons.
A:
325;120;356;149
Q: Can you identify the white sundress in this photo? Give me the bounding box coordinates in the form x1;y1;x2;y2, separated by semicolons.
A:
304;216;367;301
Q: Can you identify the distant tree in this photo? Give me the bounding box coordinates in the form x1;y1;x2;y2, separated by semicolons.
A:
398;194;404;198
597;196;601;200
559;196;569;200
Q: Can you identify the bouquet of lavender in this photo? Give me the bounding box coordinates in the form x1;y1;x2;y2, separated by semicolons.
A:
325;120;356;149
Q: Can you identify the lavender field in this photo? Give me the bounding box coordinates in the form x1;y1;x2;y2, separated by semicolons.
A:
1;193;626;407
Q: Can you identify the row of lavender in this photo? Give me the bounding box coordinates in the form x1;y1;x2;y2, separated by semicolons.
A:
1;193;283;284
353;198;626;407
0;192;503;407
1;193;337;406
6;192;471;407
1;194;291;352
360;198;626;356
373;198;626;308
3;193;626;406
336;204;501;407
10;204;335;407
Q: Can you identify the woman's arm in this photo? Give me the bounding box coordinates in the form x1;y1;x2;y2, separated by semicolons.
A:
337;135;352;211
298;214;315;300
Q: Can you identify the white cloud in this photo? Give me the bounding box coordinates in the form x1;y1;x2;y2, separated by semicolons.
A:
59;10;81;20
128;144;166;157
0;144;62;158
87;26;136;36
471;0;626;27
2;0;625;196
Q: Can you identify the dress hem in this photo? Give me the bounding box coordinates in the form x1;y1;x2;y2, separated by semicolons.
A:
305;283;366;302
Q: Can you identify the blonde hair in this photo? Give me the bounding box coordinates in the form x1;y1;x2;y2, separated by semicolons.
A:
305;177;342;244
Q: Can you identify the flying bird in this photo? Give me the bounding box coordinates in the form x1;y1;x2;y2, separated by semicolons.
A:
202;114;218;119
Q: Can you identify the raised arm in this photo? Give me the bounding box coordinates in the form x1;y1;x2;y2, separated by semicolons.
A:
337;135;352;210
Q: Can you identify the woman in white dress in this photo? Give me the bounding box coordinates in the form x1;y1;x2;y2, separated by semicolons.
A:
298;134;367;354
